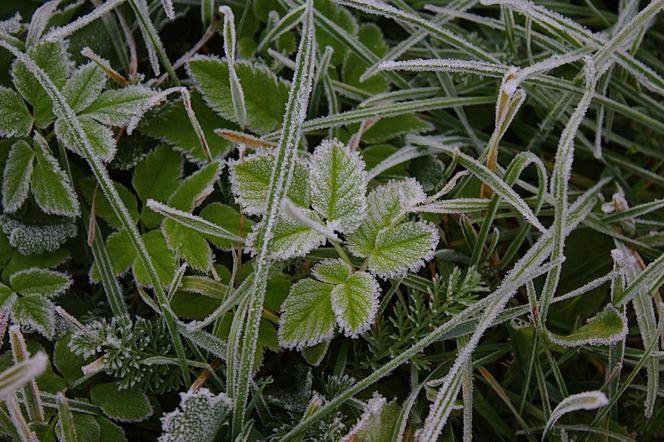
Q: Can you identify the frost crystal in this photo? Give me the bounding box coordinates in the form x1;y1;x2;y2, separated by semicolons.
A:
159;388;232;442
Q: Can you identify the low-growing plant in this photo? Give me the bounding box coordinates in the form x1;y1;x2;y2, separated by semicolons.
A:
0;0;663;441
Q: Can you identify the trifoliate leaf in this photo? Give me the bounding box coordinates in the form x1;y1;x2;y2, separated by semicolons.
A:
347;179;425;256
11;40;71;127
10;268;72;297
54;116;117;162
187;56;289;134
63;62;107;113
279;278;336;350
0;86;32;137
140;92;231;162
90;382;153;423
310;139;367;233
12;295;56;338
31;135;80;217
199;202;252;250
547;306;628;347
312;259;352;285
332;271;379;337
247;211;326;260
132;145;182;228
364;221;438;279
133;230;177;287
80;85;155;127
159;388;232;442
229;152;309;215
2;140;34;213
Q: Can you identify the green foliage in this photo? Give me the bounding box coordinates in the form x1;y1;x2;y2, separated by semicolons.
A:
0;1;663;441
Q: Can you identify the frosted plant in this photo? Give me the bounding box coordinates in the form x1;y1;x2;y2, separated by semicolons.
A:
543;391;608;438
0;216;77;255
159;388;232;442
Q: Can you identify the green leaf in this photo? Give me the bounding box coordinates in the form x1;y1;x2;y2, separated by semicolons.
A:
229;152;309;215
309;139;367;233
97;416;127;442
90;383;153;423
364;221;439;279
132;145;182;227
2;140;34;212
331;271;379;337
247;212;325;260
302;341;329;366
160;388;232;442
54;116;116;162
167;162;222;211
10;268;71;297
54;335;87;383
101;229;135;277
200;203;252;249
347;179;425;256
314;0;358;65
133;229;176;287
31;135;80;216
63;62;107;114
547;306;628;347
187;56;289;133
162;221;212;272
342;394;400;442
279;278;336;350
343;23;388;94
11;40;70;127
80;85;154;127
81;178;138;230
140;92;231;162
56;393;79;442
12;295;55;338
63;414;101;442
0;283;16;310
0;86;32;137
361;115;434;144
312;258;352;284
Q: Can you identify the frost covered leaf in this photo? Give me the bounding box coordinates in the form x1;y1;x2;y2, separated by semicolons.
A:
31;134;80;216
161;162;222;272
347;178;426;256
90;382;153;423
12;295;56;338
229;152;309;215
159;388;232;442
11;40;71;127
313;259;353;284
140;92;230;162
0;216;77;255
247;211;326;260
80;85;155;128
2;140;34;213
331;271;379;337
361;221;438;279
199;203;252;250
547;305;628;347
341;393;400;442
279;279;336;350
63;62;107;113
187;56;290;133
543;391;608;438
0;86;32;137
310;139;367;233
54;116;116;162
10;268;71;297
